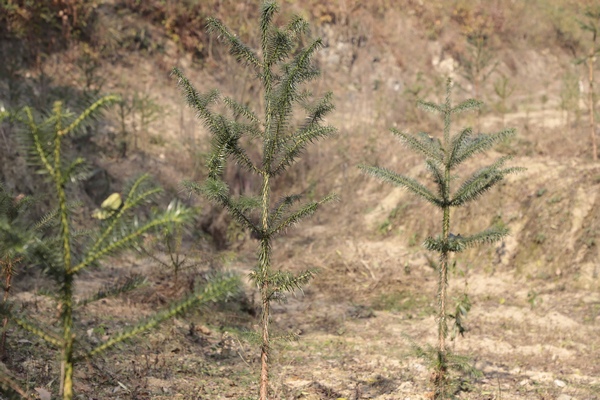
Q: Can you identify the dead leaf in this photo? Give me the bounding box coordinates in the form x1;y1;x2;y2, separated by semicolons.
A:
35;387;52;400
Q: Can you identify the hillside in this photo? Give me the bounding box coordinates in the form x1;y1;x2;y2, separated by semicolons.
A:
1;1;600;399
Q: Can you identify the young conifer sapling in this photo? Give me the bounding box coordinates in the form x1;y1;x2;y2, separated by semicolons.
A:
173;2;336;398
0;97;239;400
360;79;523;398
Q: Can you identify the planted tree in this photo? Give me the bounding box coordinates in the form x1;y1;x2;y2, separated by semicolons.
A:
173;2;336;398
360;79;522;398
0;97;239;399
460;33;498;131
576;7;600;160
493;74;514;128
560;69;581;128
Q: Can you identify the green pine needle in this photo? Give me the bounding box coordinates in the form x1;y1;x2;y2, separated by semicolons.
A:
359;165;443;207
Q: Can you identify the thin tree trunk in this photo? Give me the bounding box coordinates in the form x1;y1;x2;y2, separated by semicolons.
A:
435;204;450;399
259;284;270;400
589;53;597;161
259;172;271;400
60;276;74;400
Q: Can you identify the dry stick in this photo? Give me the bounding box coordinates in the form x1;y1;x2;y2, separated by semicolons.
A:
0;258;18;357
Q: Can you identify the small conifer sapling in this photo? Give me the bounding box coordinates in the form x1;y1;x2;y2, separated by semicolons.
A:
360;79;523;398
173;2;336;398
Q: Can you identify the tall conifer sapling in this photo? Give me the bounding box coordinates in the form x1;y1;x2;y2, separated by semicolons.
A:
173;2;336;398
360;79;523;398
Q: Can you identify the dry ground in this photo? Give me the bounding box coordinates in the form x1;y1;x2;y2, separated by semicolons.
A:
2;2;600;399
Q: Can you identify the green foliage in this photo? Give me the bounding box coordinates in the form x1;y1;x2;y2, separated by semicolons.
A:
493;74;514;127
173;2;335;398
360;79;522;399
460;33;498;102
560;69;581;127
407;337;482;398
113;90;162;157
137;203;199;282
2;96;239;400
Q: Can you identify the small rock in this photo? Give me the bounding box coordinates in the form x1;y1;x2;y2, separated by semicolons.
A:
557;395;572;400
554;379;566;388
519;379;530;386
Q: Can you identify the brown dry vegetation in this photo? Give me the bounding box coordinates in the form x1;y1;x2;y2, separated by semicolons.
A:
1;0;600;399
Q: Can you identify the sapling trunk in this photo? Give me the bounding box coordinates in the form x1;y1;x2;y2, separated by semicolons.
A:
588;53;597;161
259;174;272;399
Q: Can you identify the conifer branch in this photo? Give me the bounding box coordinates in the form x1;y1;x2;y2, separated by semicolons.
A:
64;157;90;183
34;207;61;231
57;95;119;137
84;274;239;359
272;125;336;175
457;226;509;248
10;315;62;348
417;100;443;114
285;14;309;37
392;129;444;164
223;96;260;125
23;107;56;177
72;205;191;274
448;127;472;166
188;178;259;234
267;268;317;301
451;99;483;114
425;159;445;198
260;2;279;59
451;158;523;207
269;194;336;236
228;138;261;175
359;165;443;207
267;29;293;66
450;128;515;167
269;194;302;226
303;91;335;125
207;18;262;70
423;235;465;253
171;68;220;126
87;175;162;258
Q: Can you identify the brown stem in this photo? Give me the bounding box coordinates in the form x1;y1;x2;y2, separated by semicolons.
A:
589;51;597;161
0;258;17;358
259;284;270;400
